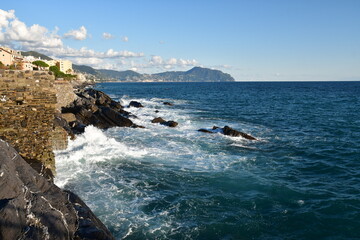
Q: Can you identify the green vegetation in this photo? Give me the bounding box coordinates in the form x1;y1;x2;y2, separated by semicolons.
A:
49;65;75;80
32;60;49;70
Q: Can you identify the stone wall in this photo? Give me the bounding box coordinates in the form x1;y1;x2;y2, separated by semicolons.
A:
0;70;57;175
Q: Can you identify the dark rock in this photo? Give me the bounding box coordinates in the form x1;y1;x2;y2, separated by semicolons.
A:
198;125;257;140
222;126;257;140
161;121;178;127
154;110;160;113
0;140;114;240
128;101;144;108
151;117;178;127
61;88;137;133
96;107;134;128
198;128;214;133
163;102;173;106
151;117;166;123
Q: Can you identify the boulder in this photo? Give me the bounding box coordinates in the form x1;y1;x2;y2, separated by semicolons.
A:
0;140;114;240
128;101;144;108
198;125;257;140
61;89;137;134
151;117;166;123
222;126;257;140
161;121;178;127
151;117;178;127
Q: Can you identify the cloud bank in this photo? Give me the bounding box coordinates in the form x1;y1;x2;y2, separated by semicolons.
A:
0;9;199;73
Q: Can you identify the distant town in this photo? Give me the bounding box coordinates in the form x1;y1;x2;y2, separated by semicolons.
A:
0;46;73;73
0;46;235;82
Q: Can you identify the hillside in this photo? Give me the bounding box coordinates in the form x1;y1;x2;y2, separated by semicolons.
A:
21;51;53;60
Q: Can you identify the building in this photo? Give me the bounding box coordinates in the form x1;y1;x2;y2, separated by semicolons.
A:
21;61;34;71
58;60;72;73
0;47;13;66
46;59;73;73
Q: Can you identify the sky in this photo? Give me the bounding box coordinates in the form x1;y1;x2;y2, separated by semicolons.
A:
0;0;359;81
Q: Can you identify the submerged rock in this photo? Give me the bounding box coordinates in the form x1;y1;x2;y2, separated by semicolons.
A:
0;139;114;240
161;121;178;127
163;102;174;106
198;125;257;140
128;101;144;108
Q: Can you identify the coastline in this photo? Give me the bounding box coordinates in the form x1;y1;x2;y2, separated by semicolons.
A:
0;70;116;240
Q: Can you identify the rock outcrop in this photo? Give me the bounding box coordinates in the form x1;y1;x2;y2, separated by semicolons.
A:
62;88;141;134
128;101;144;108
0;139;114;240
151;117;178;127
198;125;257;140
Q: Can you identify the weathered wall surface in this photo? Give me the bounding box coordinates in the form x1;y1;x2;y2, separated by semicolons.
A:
0;70;57;174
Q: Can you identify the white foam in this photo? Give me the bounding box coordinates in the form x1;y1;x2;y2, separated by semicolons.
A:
54;125;146;188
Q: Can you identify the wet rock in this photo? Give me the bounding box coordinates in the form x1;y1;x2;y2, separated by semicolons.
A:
154;110;160;113
163;102;173;106
198;128;214;133
222;126;257;140
151;117;166;123
0;140;114;240
61;89;137;134
151;117;178;127
198;125;257;140
128;101;144;108
161;121;178;127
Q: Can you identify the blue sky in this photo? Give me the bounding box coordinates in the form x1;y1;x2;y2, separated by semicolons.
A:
1;0;359;80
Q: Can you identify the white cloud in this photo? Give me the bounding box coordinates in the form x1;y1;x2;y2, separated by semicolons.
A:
121;36;129;42
72;57;104;65
150;55;163;65
0;9;15;29
64;26;88;40
102;32;113;39
0;9;62;49
149;55;198;70
0;9;201;74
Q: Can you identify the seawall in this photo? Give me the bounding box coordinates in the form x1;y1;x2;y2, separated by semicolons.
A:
0;70;75;177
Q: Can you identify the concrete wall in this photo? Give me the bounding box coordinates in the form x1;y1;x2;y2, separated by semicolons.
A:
0;70;57;173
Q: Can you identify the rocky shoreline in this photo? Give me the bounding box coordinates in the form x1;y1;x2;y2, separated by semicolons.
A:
0;70;256;239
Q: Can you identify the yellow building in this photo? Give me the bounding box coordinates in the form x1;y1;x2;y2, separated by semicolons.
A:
46;59;73;73
58;60;73;73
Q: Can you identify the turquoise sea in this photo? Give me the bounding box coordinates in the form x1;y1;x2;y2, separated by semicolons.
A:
55;82;360;239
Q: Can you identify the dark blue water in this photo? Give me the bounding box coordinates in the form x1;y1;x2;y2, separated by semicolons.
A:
55;82;360;239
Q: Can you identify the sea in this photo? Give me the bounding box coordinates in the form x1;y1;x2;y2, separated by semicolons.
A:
54;81;360;239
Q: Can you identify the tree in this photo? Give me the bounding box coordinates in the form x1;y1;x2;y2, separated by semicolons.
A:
32;60;49;70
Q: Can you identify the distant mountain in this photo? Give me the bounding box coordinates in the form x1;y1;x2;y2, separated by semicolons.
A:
152;67;235;82
98;69;142;81
96;67;235;82
73;64;99;75
21;51;53;60
20;51;235;82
